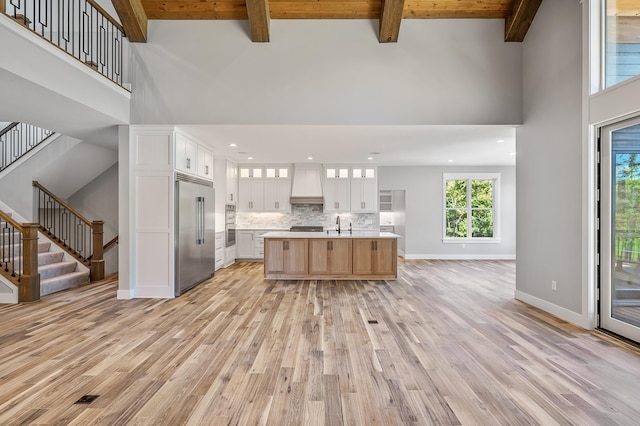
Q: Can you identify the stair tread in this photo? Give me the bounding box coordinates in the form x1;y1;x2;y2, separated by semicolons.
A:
40;270;89;284
39;260;77;270
37;251;64;266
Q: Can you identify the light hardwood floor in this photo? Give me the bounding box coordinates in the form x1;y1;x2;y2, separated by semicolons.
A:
2;259;640;425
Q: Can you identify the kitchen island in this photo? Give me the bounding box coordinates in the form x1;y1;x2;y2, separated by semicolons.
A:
262;231;400;280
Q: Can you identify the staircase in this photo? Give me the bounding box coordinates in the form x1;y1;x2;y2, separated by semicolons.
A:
0;214;90;300
37;237;89;296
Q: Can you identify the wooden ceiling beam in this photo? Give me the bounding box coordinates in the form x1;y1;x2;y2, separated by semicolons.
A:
246;0;271;42
112;0;148;42
379;0;407;43
505;0;543;42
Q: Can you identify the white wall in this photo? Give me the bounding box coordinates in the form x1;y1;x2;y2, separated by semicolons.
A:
516;0;584;324
68;164;119;274
378;166;516;259
129;19;522;126
0;134;81;220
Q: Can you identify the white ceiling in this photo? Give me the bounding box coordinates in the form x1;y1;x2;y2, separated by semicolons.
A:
180;125;517;166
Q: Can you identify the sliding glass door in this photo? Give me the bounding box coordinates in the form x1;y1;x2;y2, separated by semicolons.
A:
601;117;640;342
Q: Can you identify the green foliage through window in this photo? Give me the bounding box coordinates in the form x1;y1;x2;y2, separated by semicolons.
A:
445;178;494;238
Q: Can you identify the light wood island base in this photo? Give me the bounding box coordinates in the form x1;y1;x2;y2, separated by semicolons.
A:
263;235;398;280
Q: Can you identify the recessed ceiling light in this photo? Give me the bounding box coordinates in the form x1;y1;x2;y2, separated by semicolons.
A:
229;143;237;147
248;156;253;160
367;157;373;160
497;139;505;143
307;156;313;160
448;159;454;163
509;152;516;156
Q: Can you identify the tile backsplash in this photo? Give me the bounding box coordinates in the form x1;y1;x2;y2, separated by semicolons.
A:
236;204;379;230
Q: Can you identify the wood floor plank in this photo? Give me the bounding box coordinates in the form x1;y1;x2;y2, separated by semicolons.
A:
3;261;640;424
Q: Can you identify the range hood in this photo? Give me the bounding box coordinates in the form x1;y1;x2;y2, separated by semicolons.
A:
290;164;324;205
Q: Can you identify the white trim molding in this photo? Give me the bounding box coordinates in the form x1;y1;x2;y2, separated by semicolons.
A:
117;289;135;299
515;289;592;329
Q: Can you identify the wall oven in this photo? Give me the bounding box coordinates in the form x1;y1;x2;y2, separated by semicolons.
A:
225;204;236;247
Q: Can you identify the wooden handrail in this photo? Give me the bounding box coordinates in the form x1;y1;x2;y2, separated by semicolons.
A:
0;122;19;139
104;235;119;251
32;181;93;227
0;209;23;232
86;0;126;34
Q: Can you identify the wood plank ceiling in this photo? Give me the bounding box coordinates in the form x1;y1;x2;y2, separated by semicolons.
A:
113;0;544;44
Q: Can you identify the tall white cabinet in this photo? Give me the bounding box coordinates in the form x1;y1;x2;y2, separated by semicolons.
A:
120;126;214;299
323;165;377;213
238;165;291;212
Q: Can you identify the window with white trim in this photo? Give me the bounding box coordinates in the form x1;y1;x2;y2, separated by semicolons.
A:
443;173;500;242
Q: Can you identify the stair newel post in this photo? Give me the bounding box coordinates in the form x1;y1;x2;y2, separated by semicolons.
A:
20;224;40;302
91;220;104;281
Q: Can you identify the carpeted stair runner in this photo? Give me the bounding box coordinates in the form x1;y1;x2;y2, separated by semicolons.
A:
1;217;89;296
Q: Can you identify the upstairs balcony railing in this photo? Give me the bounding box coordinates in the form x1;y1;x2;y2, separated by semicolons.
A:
1;0;125;85
0;122;53;173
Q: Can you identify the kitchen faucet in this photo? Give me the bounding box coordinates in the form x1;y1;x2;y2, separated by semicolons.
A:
336;216;341;234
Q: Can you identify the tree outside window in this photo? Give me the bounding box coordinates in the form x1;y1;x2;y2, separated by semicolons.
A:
443;174;500;241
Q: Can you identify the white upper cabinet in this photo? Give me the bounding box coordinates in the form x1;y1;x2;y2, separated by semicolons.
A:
226;159;238;205
323;180;350;212
323;166;350;212
264;179;291;212
175;131;214;181
238;165;290;212
175;132;198;174
350;166;377;212
323;165;376;213
197;145;214;179
351;180;377;212
238;179;264;211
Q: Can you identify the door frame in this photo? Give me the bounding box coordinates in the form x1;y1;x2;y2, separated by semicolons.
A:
599;115;640;342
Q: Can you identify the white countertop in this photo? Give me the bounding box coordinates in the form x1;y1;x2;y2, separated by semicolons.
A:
262;231;401;239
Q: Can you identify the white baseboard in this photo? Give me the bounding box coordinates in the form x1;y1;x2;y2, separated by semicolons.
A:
514;290;590;329
404;254;516;260
116;289;135;299
0;292;18;304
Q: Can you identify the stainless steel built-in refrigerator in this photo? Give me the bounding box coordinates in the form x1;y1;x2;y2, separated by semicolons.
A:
175;174;215;295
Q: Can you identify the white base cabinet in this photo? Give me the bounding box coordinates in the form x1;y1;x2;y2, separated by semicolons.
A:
215;232;225;271
236;230;255;259
236;229;285;260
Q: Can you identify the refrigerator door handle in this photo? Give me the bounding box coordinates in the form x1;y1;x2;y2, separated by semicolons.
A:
196;196;204;244
201;197;206;244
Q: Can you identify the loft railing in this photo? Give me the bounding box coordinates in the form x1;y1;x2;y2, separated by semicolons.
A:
0;210;40;302
32;181;104;281
0;122;54;173
2;0;125;85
